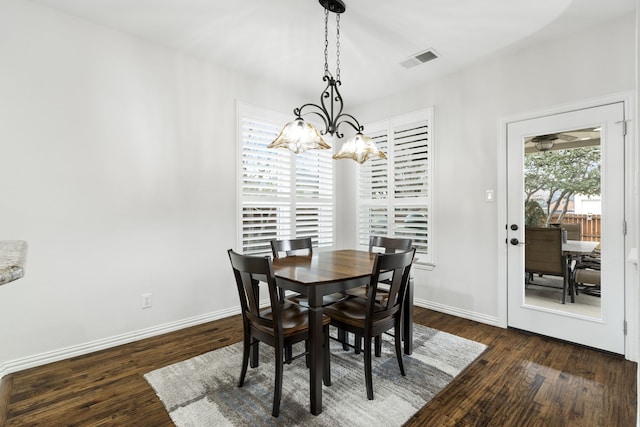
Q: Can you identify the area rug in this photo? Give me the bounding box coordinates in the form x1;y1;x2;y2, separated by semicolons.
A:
144;324;487;426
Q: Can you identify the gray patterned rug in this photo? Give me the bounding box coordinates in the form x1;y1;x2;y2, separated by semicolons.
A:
144;324;487;426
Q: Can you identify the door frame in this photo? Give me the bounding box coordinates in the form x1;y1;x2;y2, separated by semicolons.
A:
497;92;638;361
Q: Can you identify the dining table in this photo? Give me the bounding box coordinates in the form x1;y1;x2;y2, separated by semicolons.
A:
269;249;415;416
563;239;600;256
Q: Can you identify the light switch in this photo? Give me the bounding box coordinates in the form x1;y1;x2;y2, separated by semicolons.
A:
485;190;494;203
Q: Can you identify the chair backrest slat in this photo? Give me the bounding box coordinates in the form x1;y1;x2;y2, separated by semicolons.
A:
368;235;413;254
367;248;416;325
271;238;313;259
228;249;283;337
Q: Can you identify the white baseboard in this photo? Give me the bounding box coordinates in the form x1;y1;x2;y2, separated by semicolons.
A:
0;306;241;381
414;297;501;327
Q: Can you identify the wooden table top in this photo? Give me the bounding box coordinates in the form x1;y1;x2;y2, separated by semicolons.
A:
272;249;376;285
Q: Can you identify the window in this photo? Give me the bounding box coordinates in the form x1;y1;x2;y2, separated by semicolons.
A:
237;103;334;255
357;108;434;267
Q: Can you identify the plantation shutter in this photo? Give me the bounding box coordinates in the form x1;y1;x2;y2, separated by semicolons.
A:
238;103;334;255
357;108;433;266
295;148;334;247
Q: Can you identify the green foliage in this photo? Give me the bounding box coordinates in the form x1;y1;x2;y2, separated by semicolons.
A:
524;200;545;227
524;146;600;224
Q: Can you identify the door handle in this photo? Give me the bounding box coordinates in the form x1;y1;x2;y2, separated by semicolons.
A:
510;238;526;246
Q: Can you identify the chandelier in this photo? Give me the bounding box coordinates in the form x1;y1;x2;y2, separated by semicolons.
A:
267;0;386;164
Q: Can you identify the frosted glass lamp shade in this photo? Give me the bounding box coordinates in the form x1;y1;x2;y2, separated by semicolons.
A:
333;133;387;164
267;118;331;154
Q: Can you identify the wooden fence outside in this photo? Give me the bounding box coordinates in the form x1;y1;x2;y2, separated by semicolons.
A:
550;213;601;243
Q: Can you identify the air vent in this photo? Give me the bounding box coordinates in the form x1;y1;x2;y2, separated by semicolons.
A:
400;49;439;69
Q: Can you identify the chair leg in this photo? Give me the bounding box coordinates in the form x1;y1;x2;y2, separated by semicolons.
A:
338;329;349;351
238;331;251;387
250;337;259;368
272;345;283;417
375;335;382;357
364;336;374;400
355;333;362;354
285;344;293;364
394;321;405;376
323;325;331;386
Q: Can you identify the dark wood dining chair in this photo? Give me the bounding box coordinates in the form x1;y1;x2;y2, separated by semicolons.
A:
344;235;413;301
270;237;348;358
270;237;347;308
324;248;416;400
227;249;331;417
343;236;413;352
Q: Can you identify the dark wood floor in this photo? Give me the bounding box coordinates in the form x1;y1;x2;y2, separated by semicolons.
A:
1;307;636;426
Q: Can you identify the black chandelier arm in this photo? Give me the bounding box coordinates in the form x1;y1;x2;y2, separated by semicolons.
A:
334;113;364;134
294;103;330;134
291;73;364;138
320;75;344;135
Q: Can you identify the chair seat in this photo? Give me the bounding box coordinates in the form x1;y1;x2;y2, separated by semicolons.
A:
257;302;330;337
575;269;601;286
323;298;385;329
286;292;347;308
574;268;601;297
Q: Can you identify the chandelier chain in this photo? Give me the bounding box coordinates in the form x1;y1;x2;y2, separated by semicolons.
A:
324;8;329;76
336;13;341;81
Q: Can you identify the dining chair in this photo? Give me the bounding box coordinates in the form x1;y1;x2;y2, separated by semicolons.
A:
227;249;331;417
572;248;601;297
324;248;416;400
344;236;413;353
344;236;413;301
524;227;573;303
573;267;601;297
270;238;347;308
562;222;582;241
271;237;349;359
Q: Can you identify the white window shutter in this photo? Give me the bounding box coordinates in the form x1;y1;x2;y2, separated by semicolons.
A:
356;108;434;266
238;103;334;254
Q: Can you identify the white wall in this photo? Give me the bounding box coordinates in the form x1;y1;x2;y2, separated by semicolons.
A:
341;14;637;324
0;0;299;370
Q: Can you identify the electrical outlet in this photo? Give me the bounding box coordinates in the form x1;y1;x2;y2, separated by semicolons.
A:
141;293;152;309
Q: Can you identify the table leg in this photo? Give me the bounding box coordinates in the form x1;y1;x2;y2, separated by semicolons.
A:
309;303;323;415
568;256;576;303
403;277;414;355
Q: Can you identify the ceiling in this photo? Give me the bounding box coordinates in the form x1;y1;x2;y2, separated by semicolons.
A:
29;0;636;106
